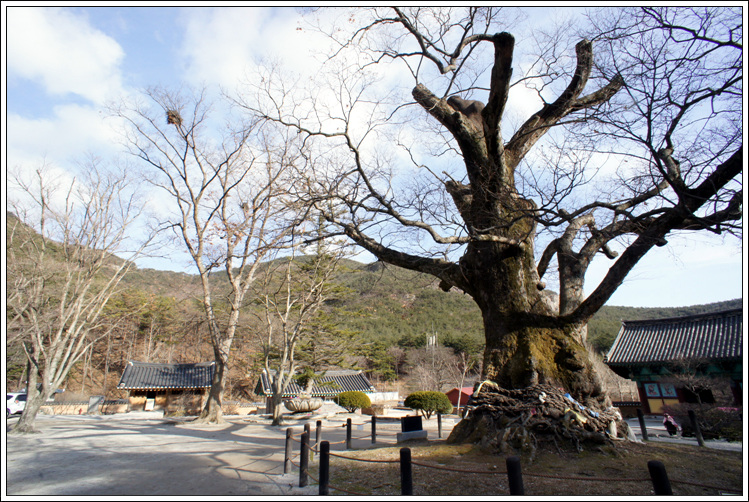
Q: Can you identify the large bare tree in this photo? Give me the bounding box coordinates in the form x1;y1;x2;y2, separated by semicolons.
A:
114;88;299;423
245;6;742;413
7;160;150;433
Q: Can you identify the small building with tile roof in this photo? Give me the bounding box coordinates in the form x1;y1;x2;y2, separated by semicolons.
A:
117;361;215;414
604;308;742;414
255;369;376;410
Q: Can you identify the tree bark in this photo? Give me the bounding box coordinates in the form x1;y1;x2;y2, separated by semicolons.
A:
462;230;608;407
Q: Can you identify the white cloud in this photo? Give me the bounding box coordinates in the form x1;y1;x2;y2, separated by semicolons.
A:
7;105;121;167
7;7;125;104
178;7;336;89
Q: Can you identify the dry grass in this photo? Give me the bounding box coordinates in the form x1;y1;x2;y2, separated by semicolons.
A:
310;440;743;497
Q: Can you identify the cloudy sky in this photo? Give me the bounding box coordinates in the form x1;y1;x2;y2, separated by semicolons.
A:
3;5;744;309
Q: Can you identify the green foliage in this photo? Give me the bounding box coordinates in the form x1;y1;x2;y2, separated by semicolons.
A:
9;211;742;395
333;391;371;412
404;391;453;419
293;367;341;395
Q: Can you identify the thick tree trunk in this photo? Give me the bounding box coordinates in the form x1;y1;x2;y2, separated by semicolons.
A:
11;363;54;434
196;358;226;424
463;235;609;408
12;394;46;434
480;313;608;407
270;394;285;426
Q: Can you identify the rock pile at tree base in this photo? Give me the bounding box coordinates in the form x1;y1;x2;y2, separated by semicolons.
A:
447;382;632;457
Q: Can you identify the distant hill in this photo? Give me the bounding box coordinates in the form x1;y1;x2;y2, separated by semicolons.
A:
118;257;742;354
7;211;742;356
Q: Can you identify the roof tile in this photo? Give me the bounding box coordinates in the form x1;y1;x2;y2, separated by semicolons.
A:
117;361;215;390
256;370;376;397
605;309;742;366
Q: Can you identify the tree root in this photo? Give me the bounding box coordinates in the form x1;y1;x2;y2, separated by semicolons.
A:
447;383;628;455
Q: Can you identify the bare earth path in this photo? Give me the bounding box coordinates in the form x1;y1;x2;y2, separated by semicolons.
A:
6;411;738;497
5;412;322;497
5;410;453;497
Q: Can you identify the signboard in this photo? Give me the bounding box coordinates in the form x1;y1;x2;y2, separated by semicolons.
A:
660;383;677;398
644;383;661;397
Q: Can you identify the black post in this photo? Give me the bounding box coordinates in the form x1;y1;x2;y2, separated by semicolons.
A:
304;422;313;460
319;441;330;495
316;419;322;448
284;428;293;474
506;456;524;495
647;460;673;495
371;415;377;444
346;418;352;450
400;447;413;495
437;413;443;439
688;410;705;447
637;408;649;441
300;431;310;487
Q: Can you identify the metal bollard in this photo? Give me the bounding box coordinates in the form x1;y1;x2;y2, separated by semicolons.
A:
300;431;310;487
637;408;649;442
506;456;524;495
346;418;352;450
437;413;442;439
319;441;330;495
688;410;705;447
284;428;293;474
372;415;377;444
400;447;413;495
647;460;673;495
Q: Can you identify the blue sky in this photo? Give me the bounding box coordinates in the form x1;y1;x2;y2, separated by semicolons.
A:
3;5;745;308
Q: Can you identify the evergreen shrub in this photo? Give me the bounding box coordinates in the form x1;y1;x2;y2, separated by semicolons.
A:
404;391;453;419
334;391;371;412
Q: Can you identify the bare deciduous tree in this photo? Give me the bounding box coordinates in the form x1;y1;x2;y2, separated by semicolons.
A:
247;6;741;420
114;87;298;423
7;160;150;433
253;233;350;425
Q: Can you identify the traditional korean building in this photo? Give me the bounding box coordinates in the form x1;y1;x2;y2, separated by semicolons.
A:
255;369;376;410
117;361;215;414
604;308;742;414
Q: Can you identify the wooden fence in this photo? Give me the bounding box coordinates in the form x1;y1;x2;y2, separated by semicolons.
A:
282;415;738;496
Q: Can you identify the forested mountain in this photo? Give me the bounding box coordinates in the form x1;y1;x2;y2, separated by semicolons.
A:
6;212;742;400
118;258;741;355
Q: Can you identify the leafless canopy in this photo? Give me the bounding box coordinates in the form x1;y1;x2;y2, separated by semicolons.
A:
257;7;742;322
7;160;151;432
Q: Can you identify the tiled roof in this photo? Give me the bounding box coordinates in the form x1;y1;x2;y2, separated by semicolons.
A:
605;308;743;367
117;361;215;390
255;370;376;397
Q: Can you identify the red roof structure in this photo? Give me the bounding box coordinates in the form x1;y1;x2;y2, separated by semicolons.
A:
445;387;474;407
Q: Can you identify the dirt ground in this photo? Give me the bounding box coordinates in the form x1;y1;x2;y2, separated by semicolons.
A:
4;409;451;498
4;411;743;498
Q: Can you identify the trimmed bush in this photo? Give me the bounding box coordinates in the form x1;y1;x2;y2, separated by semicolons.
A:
404;391;453;419
334;391;371;413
